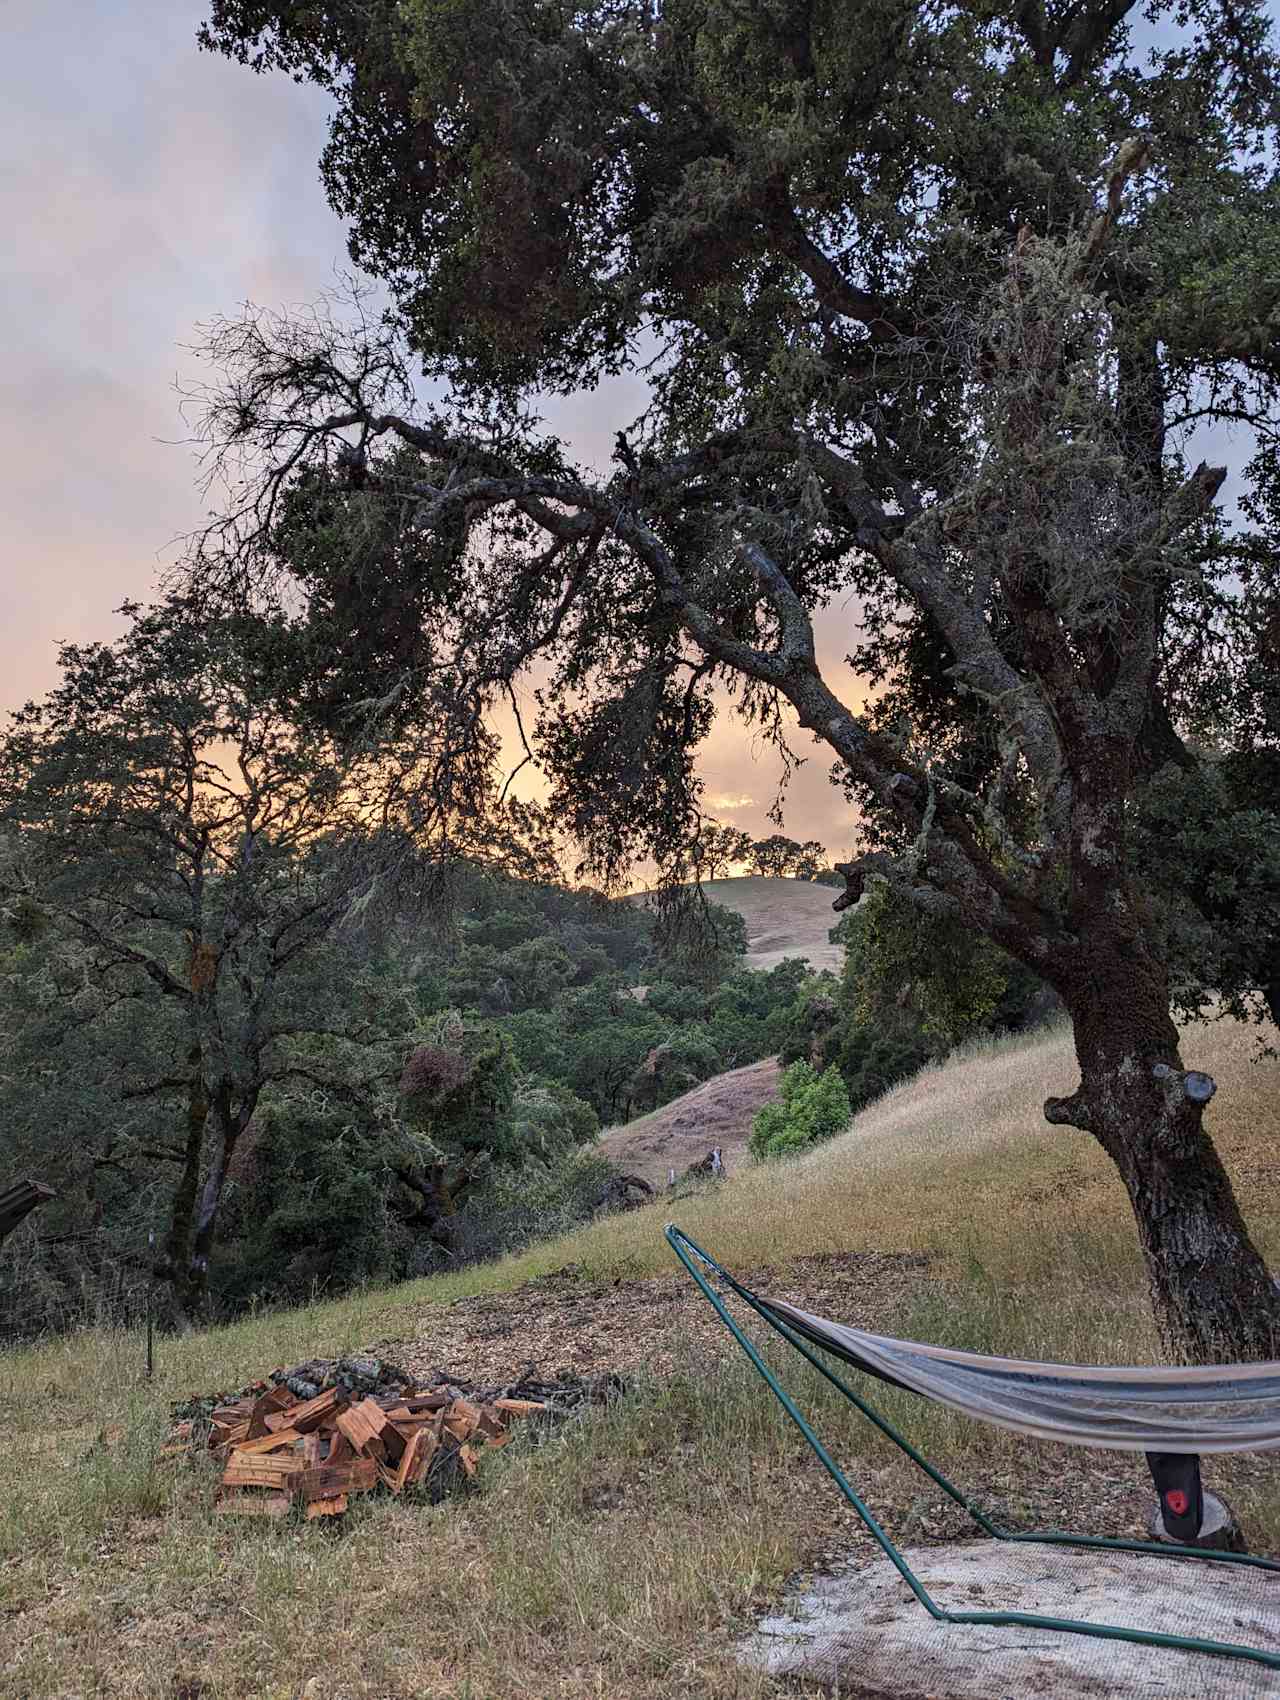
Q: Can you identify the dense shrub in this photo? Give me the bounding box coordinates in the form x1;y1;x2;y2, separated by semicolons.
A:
833;1021;935;1116
777;971;843;1069
215;1094;433;1311
509;1077;600;1160
749;1060;851;1160
399;1011;519;1162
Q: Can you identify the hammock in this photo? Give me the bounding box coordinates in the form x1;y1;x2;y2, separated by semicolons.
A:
759;1298;1280;1454
665;1224;1280;1677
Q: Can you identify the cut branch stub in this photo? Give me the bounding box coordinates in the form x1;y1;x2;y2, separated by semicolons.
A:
1044;1089;1093;1132
1152;1063;1217;1105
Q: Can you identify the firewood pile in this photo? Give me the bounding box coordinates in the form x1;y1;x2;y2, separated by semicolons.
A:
165;1355;625;1521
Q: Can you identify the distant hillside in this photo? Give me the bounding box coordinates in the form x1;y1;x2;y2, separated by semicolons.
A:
597;1055;780;1186
632;875;845;974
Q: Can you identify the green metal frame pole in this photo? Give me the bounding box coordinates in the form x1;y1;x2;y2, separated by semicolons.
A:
666;1224;1280;1674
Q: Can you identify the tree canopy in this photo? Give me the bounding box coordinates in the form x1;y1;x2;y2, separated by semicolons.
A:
0;590;501;1319
192;0;1280;1359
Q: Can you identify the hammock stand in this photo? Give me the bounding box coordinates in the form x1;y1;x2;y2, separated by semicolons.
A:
666;1224;1280;1675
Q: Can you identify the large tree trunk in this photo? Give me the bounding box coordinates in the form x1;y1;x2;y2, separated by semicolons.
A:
185;1089;254;1313
1047;925;1280;1363
161;1047;209;1331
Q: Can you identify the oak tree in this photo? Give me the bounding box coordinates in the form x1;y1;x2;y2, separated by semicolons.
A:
195;0;1280;1359
0;592;494;1321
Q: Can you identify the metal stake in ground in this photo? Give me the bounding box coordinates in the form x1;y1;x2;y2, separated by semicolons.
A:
146;1226;155;1380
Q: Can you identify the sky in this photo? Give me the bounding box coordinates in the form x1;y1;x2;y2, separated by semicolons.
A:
1;0;863;859
0;3;1262;866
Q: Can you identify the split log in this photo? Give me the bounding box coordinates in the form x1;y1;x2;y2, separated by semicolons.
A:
297;1458;379;1503
284;1387;348;1433
170;1358;548;1520
246;1384;295;1439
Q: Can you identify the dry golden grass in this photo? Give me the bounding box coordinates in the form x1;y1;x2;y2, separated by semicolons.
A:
632;876;846;973
532;1011;1280;1338
3;1012;1278;1699
597;1056;781;1186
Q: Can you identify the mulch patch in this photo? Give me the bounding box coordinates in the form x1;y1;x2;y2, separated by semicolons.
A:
367;1248;933;1388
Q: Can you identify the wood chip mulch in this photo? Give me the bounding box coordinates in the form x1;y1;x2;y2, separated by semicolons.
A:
365;1248;933;1390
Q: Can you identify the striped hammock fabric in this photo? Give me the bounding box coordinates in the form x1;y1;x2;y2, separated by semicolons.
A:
759;1298;1280;1454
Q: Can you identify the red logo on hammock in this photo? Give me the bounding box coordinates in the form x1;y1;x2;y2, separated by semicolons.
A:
1166;1490;1189;1516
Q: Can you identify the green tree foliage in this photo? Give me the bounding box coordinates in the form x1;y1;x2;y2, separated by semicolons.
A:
643;885;749;990
749;835;805;877
509;1078;600;1160
749;1061;852;1161
401;1010;519;1164
451;1147;620;1267
793;841;831;880
1132;760;1280;1038
831;1023;935;1120
704;958;812;1067
625;1025;722;1117
817;879;1054;1116
776;971;843;1068
692;819;754;878
846;880;1048;1050
214;1087;431;1310
0;591;485;1324
195;0;1280;1356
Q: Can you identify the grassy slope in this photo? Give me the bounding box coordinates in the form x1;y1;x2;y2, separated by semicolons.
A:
3;1014;1278;1699
596;1056;780;1186
600;875;839;1183
632;875;845;974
